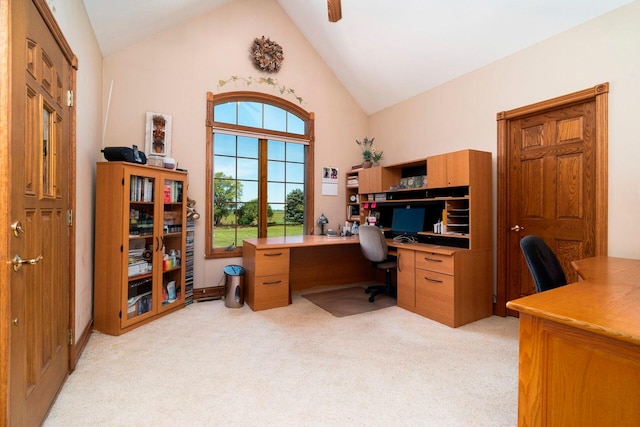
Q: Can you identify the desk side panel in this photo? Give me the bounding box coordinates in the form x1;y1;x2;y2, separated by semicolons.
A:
289;244;374;291
243;243;257;309
454;249;492;326
518;314;640;427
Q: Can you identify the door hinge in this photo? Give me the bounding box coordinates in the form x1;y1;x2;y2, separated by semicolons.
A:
493;294;497;304
67;209;73;227
68;329;73;346
67;90;74;107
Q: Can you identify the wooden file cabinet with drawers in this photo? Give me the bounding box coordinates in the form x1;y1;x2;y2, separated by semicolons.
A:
415;250;456;326
394;243;492;327
243;245;290;311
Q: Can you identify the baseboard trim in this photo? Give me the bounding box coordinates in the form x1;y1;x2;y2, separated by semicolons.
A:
70;319;92;372
192;286;224;302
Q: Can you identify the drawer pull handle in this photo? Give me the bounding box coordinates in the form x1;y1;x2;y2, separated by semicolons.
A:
263;280;282;285
424;276;443;283
264;253;283;257
423;257;442;263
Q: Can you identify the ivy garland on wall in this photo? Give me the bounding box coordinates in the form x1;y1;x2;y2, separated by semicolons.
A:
217;76;305;105
251;36;284;73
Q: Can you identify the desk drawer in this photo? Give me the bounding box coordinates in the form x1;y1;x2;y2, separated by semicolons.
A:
255;248;290;276
252;274;289;310
415;252;453;275
415;270;454;327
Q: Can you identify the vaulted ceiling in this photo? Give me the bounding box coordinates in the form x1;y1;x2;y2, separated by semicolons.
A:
82;0;632;115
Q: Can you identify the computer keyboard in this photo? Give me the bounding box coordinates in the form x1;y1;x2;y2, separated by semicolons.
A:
392;234;417;243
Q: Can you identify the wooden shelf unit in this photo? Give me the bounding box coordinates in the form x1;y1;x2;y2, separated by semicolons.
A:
354;149;493;327
346;169;361;223
94;162;188;335
357;150;491;250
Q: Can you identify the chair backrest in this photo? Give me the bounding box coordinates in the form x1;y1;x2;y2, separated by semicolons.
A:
519;235;567;293
358;225;388;263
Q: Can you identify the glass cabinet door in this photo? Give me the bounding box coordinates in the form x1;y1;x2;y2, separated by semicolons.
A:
158;175;185;312
123;172;157;327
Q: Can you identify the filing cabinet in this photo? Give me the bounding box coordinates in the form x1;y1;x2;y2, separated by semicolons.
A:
393;244;492;328
415;251;455;327
243;246;290;310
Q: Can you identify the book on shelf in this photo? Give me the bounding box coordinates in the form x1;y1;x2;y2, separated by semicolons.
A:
163;180;183;203
130;176;154;202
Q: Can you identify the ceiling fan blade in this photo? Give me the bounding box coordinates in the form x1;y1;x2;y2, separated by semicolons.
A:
328;0;342;22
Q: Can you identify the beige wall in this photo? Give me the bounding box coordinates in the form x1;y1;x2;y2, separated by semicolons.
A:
370;0;640;260
100;0;368;288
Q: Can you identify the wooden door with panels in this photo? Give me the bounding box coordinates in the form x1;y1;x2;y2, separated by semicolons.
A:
4;0;77;425
495;84;608;316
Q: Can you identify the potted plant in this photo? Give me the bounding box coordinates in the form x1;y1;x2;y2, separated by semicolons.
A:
371;147;384;166
356;136;375;168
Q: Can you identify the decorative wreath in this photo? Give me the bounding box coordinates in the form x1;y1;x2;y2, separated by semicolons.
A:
251;36;284;73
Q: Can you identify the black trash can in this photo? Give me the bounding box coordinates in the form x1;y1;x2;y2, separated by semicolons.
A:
224;265;245;308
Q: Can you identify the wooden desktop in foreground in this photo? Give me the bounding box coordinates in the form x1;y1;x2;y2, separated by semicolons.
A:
506;256;640;426
242;234;492;327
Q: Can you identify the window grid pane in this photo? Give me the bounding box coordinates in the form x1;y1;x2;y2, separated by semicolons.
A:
264;104;286;132
213;135;244;249
214;102;237;125
238;101;262;128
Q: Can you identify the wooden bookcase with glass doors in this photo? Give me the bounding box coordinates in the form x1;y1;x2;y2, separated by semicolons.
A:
94;162;188;335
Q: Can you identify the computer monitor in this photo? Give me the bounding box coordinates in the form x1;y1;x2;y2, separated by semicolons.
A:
391;207;425;235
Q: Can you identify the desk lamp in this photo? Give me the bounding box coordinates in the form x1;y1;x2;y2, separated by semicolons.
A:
317;213;329;235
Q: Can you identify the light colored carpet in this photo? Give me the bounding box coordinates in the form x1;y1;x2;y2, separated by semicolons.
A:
302;285;396;317
44;289;520;426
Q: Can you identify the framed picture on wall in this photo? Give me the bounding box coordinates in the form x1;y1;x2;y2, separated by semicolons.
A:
145;112;172;157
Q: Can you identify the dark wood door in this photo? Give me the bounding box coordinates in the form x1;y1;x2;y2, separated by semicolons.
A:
496;84;608;316
508;100;596;297
9;1;74;425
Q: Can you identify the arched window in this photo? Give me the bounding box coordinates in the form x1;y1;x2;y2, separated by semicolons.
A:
205;91;315;258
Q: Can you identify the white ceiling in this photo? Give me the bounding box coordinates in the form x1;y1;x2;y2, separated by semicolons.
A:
82;0;633;115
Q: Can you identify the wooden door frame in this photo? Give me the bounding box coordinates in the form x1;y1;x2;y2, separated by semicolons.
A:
495;83;609;316
0;0;78;423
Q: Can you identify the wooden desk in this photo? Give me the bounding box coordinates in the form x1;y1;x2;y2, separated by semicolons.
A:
506;256;640;426
243;236;493;328
242;236;374;310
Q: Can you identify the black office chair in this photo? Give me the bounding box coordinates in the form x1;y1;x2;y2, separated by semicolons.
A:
358;225;397;302
519;235;567;293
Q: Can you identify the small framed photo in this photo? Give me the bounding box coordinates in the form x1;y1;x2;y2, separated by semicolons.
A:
145;112;172;157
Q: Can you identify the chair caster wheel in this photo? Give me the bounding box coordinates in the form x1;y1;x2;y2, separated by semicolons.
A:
369;296;375;302
365;288;371;294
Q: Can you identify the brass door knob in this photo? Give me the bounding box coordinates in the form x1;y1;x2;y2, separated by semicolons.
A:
11;221;25;237
12;254;43;271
